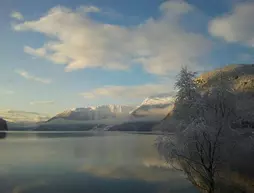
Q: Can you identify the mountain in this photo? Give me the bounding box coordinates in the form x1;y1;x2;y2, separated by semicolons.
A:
42;94;175;131
154;64;254;132
130;93;174;120
100;93;175;132
0;109;50;125
107;121;159;132
46;105;134;123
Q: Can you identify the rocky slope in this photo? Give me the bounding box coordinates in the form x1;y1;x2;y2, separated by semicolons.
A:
198;64;254;121
154;64;254;132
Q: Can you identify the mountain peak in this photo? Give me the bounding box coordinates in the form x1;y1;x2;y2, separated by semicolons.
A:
141;93;175;106
130;93;174;119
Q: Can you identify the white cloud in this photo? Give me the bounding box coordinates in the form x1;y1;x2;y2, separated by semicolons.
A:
209;2;254;46
81;93;96;99
10;11;24;20
30;101;54;105
159;0;193;15
81;6;100;13
13;1;210;75
15;69;52;84
24;46;46;57
81;84;172;99
0;90;15;95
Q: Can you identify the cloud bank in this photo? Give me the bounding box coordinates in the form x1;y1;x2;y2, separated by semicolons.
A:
15;69;52;84
13;1;211;75
81;84;171;99
30;101;55;105
209;1;254;47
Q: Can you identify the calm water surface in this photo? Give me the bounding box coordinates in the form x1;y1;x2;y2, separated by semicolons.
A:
0;132;197;193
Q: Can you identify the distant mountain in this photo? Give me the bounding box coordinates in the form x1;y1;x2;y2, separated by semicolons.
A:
42;94;175;131
108;121;159;132
46;105;134;123
0;109;50;125
130;93;174;120
46;93;175;126
37;93;175;131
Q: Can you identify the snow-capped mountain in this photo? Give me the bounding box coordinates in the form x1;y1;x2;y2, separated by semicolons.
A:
0;109;50;125
47;105;134;122
43;94;175;127
130;93;175;120
140;93;175;106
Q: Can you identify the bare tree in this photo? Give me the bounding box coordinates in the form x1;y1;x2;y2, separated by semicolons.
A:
156;68;239;193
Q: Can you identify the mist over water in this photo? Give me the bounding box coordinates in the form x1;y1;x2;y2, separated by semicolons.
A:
0;132;197;193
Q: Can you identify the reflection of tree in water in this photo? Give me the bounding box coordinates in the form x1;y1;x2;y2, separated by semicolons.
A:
0;118;7;139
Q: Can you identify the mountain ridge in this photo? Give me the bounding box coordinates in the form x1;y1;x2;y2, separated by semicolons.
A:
47;105;134;122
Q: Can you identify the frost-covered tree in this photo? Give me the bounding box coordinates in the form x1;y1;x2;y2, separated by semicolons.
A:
174;66;198;103
172;67;201;130
156;68;239;193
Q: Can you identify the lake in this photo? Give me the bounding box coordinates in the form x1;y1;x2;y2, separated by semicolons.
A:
0;132;197;193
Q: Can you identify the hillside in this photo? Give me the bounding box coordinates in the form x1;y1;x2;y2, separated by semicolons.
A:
154;64;254;132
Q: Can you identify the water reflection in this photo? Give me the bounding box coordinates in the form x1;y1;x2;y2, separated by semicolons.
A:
0;132;197;193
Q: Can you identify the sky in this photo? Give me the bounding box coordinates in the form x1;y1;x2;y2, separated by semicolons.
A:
0;0;254;115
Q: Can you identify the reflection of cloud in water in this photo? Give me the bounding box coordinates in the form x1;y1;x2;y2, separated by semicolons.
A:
77;158;183;182
12;180;47;193
0;134;160;167
142;158;171;169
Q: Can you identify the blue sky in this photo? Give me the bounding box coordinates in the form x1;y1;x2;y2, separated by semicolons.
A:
0;0;254;115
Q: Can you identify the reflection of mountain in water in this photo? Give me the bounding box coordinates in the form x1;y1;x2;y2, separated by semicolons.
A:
0;118;7;139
